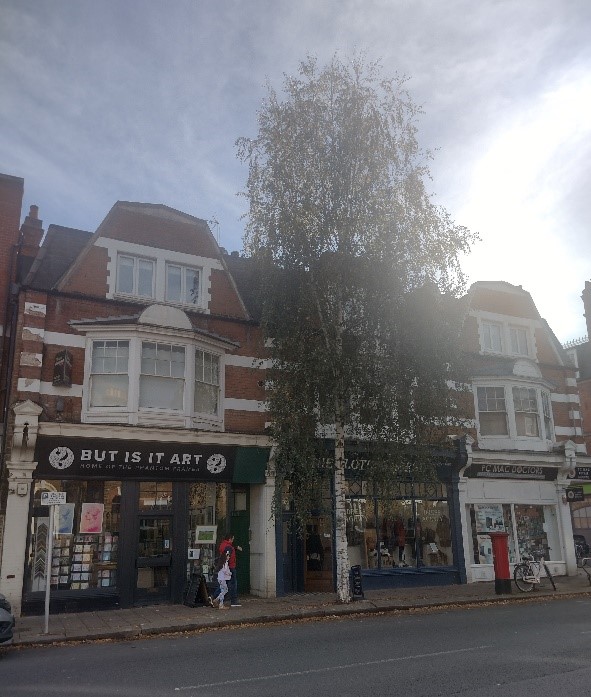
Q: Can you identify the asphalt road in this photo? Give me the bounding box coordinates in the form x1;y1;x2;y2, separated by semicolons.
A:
3;598;591;696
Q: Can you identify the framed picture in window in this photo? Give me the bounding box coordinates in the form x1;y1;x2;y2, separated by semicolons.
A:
195;526;217;545
80;503;105;534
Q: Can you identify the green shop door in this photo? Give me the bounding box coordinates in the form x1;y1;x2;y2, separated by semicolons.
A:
231;487;250;595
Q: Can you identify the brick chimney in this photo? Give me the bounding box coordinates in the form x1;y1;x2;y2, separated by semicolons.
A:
583;281;591;338
17;204;44;282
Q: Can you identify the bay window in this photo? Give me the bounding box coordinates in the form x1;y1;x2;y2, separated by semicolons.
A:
475;383;554;445
89;340;129;407
85;335;223;428
194;348;220;415
513;386;539;437
476;386;508;436
139;342;186;410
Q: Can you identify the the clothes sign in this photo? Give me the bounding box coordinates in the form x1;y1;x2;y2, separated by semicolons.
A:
41;491;66;506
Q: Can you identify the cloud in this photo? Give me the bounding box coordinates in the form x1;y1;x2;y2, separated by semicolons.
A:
1;0;590;338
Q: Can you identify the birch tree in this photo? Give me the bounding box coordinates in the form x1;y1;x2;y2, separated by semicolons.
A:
237;54;476;602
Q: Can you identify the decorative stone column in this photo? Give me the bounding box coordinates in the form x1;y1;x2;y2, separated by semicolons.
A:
1;400;43;616
557;440;577;576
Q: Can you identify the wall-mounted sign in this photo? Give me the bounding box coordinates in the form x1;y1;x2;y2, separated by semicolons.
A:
52;349;73;387
35;436;236;481
566;487;585;502
567;467;591;481
41;491;67;506
465;463;558;481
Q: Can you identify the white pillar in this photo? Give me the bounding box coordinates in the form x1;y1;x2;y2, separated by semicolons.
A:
0;400;43;617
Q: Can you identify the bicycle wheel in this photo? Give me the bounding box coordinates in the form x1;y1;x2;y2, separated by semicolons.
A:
543;563;557;591
514;564;535;592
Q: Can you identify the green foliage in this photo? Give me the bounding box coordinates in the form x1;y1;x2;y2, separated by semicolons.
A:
237;54;476;528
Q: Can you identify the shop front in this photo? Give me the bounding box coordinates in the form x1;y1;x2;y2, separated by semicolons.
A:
278;445;466;594
22;435;269;614
462;461;571;582
565;466;591;558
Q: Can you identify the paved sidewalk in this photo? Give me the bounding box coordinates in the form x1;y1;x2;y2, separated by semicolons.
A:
9;570;591;649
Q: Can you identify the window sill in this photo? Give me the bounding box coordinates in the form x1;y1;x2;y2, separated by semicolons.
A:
476;436;552;452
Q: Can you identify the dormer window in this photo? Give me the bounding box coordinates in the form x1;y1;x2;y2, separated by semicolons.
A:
482;322;503;352
166;264;200;306
510;326;529;356
479;316;534;359
116;255;154;298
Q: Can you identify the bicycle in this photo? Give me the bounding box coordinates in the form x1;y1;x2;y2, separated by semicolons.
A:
513;552;557;592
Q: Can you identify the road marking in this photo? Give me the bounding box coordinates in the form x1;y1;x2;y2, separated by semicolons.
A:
174;645;492;691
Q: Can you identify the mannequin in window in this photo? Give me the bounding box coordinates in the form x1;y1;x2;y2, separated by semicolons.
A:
306;527;324;571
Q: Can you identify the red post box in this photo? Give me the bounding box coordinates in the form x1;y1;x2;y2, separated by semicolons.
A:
489;531;512;594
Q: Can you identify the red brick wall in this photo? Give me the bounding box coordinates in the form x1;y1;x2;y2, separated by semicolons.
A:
0;174;24;325
101;205;219;258
61;247;109;297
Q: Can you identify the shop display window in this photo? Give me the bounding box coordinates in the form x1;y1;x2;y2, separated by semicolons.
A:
139;481;173;511
469;503;560;564
187;482;228;582
344;481;453;570
26;480;121;593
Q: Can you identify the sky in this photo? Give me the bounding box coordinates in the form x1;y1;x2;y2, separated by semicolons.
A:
1;0;590;343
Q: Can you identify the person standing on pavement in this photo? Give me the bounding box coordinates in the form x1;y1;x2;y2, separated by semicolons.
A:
212;548;231;609
213;532;242;607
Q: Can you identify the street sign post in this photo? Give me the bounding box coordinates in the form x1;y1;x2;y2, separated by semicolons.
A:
42;492;67;634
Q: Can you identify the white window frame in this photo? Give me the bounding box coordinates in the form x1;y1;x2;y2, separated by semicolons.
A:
476;386;509;436
482;322;503;353
116;254;155;299
474;381;554;450
88;339;130;408
98;238;222;313
165;263;202;307
477;314;536;359
509;326;529;357
82;328;225;430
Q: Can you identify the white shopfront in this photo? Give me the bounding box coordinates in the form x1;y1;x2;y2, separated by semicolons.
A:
459;456;578;583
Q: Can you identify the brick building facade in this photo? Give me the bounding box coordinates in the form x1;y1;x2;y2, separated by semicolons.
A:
0;193;273;616
458;281;591;583
2;174;590;612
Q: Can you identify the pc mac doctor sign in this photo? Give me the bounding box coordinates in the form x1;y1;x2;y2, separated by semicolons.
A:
35;436;235;482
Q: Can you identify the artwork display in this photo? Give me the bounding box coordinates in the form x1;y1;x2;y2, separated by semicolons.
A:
79;503;105;534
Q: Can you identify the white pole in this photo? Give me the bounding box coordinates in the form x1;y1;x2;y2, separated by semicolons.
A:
44;504;55;634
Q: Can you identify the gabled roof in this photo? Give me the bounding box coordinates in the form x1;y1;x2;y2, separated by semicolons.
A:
24;225;93;290
223;253;262;321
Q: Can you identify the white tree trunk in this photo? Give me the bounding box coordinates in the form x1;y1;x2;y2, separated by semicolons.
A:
334;415;351;603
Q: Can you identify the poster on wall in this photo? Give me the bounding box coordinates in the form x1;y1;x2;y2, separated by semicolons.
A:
79;503;104;534
55;503;75;535
473;504;505;533
477;534;493;564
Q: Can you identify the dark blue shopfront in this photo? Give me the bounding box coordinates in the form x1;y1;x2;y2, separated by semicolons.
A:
277;441;468;595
